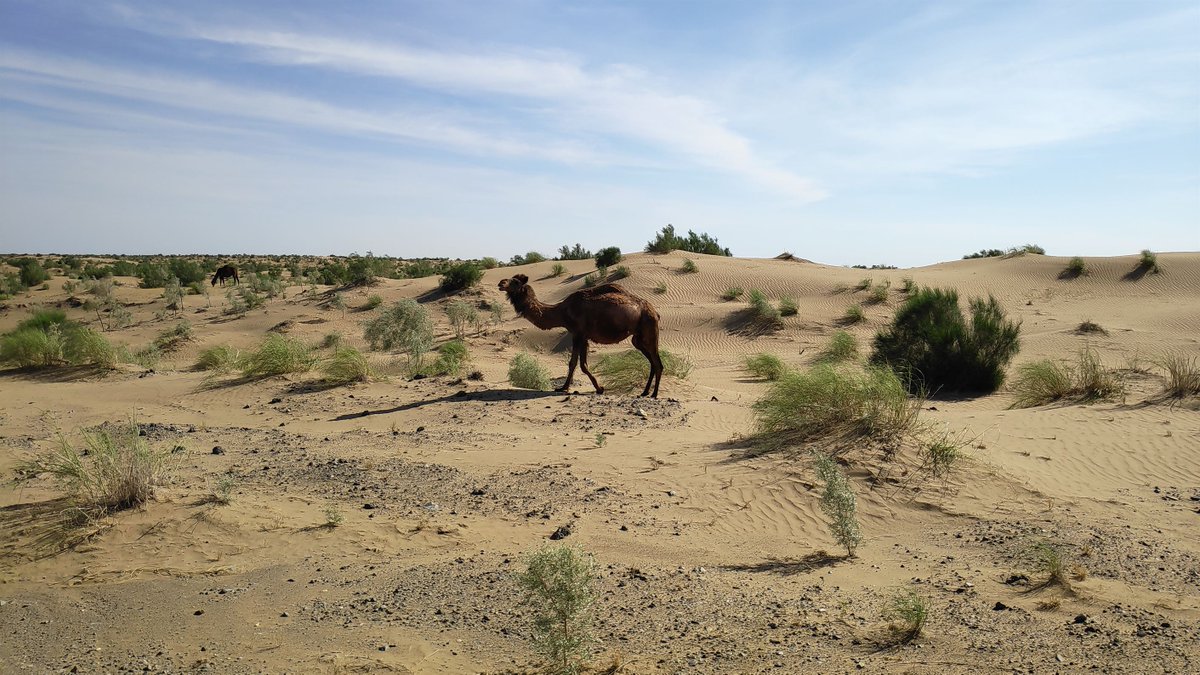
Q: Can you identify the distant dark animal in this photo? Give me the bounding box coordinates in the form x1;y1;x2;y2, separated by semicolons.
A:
211;265;239;287
498;273;664;398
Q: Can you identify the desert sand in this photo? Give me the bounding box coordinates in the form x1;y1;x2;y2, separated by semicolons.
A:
1;251;1198;674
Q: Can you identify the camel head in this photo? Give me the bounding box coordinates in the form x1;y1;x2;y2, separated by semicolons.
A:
497;273;529;294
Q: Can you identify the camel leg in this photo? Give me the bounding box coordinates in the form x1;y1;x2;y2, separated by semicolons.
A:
632;330;663;398
557;341;580;392
576;339;604;394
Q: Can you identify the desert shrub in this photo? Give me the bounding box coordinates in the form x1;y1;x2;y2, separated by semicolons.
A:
17;308;68;332
653;281;668;294
813;452;862;557
549;263;566;278
870;288;1020;394
645;224;731;256
225;286;265;315
510;251;547;266
126;344;161;369
817;330;859;364
322;504;344;527
867;281;890;304
582;272;601;288
963;248;1006;259
363;300;434;363
1138;249;1160;274
509;353;551;390
884;589;929;642
1;321;116;369
721;286;744;301
1009;348;1122;408
446;299;481;339
743;352;789;381
594;349;692;393
517;544;599;675
489;302;505;324
557;244;593;261
329;292;347;318
240;335;316;378
778;297;798;316
364;294;383;310
440;262;483;292
750;364;919;452
135;261;172;288
63;279;79;294
86;277;115;302
607;265;628;281
195;345;241;373
900;277;915;293
480;256;499;269
163;277;184;313
679;258;699;274
209;474;236;505
345;254;380;286
1062;256;1088;278
322;346;373;384
153;321;193;351
418;340;470;377
20;421;173;516
841;304;865;324
1025;540;1076;587
17;258;50;287
1155;351;1200;398
855;277;872;291
1076;320;1106;335
746;289;781;325
246;272;285;298
1001;243;1045;258
921;429;965;478
594;247;622;267
320;332;343;349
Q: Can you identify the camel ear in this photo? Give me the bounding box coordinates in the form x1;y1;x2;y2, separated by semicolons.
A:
513;274;529;285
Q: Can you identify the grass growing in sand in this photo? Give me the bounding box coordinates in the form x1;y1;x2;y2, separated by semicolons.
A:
679;258;699;274
1138;249;1161;274
517;544;599;675
153;321;193;351
240;335;316;378
363;294;383;310
364;299;434;363
721;286;744;301
1025;539;1085;588
743;353;789;381
593;349;692;393
1009;348;1123;408
1155;351;1200;398
416;340;469;377
653;281;668;294
440;262;483;292
1062;256;1088;278
745;289;781;326
20;421;174;519
884;589;930;642
816;330;859;364
778;296;798;316
813;451;862;557
195;345;241;373
509;353;551;390
750;364;920;452
1;314;117;370
841;304;865;324
549;263;566;278
322;346;373;384
446;299;480;340
322;504;344;528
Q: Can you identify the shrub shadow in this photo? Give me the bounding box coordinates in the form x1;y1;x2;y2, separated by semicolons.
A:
722;308;783;337
0;364;112;383
1121;264;1155;281
721;551;843;576
332;388;564;419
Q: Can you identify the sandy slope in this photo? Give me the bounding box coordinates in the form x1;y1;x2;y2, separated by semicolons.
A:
1;251;1198;673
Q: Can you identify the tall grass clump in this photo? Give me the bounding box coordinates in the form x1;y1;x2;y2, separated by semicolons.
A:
609;265;631;281
812;452;862;557
1009;348;1122;408
593;349;692;393
1026;539;1074;587
816;330;859;364
20;422;174;517
419;340;469;377
653;281;668;294
1061;256;1088;278
679;258;699;274
195;345;241;373
871;288;1020;394
867;280;890;304
721;286;744;301
509;353;551;391
446;299;481;340
1;317;116;370
517;544;599;675
549;263;566;278
750;364;919;452
440;262;483;292
884;589;930;643
364;294;383;310
743;353;789;381
240;335;316;378
841;304;865;324
746;289;781;325
1154;351;1200;398
364;299;434;364
153;321;193;351
322;346;373;384
778;296;798;316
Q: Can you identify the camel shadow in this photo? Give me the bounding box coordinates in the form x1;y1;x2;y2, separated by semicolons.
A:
721;551;844;576
332;388;564;419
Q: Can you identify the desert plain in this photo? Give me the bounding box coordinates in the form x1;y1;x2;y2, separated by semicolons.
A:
1;250;1198;674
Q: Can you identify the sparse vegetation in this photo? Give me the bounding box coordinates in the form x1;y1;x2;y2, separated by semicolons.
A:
549;263;566;278
517;544;599;675
594;246;622;268
322;504;344;528
743;353;789;381
867;280;890;304
593;349;691;393
855;277;872;291
417;340;469;377
812;452;862;557
1154;351;1200;398
510;251;547;266
921;429;966;478
1;313;117;369
609;265;631;281
870;288;1021;394
1026;539;1073;587
816;330;859;364
322;346;373;384
884;589;930;642
746;289;781;325
841;304;865;324
653;281;668;294
778;297;798;316
153;321;193;351
163;277;183;313
900;277;915;293
721;286;744;301
240;335;316;378
195;345;241;373
509;353;551;391
1062;256;1088;278
1009;348;1122;408
364;294;383;310
1076;320;1106;335
679;258;699;274
645;224;731;256
750;364;920;452
1137;249;1161;274
446;299;481;340
557;244;592;261
440;262;483;292
210;474;236;505
364;300;434;363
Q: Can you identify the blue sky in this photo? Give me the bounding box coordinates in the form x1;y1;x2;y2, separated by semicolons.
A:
1;0;1197;266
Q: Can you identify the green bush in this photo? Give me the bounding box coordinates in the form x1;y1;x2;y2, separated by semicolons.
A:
817;330;859;364
1009;348;1122;408
750;364;919;452
510;251;547;266
153;321;193;351
679;258;699;274
446;299;480;340
136;261;172;288
17;308;68;332
418;340;469;377
747;289;780;324
778;297;798;316
963;248;1006;259
364;294;383;310
867;281;890;304
884;589;929;642
17;258;50;287
594;247;622;267
743;353;789;381
557;244;592;260
721;286;744;301
1;321;116;369
322;346;373;384
653;281;668;294
813;451;862;557
549;263;566;278
480;256;499;269
240;335;316;378
1062;256;1088;278
195;345;241;373
440;262;483;292
517;544;598;674
870;288;1020;394
509;353;551;390
363;300;434;362
609;265;631;281
841;304;865;324
1138;249;1161;274
593;349;691;393
645;224;731;256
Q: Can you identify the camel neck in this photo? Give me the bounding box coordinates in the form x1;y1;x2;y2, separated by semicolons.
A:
509;290;564;330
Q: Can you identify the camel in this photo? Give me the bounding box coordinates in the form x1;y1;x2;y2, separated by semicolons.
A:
498;273;664;398
211;264;239;287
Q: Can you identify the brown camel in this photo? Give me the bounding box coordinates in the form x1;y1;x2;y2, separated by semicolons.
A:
498;273;664;398
211;264;239;287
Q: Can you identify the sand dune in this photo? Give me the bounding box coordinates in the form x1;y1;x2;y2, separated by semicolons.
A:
2;251;1198;673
